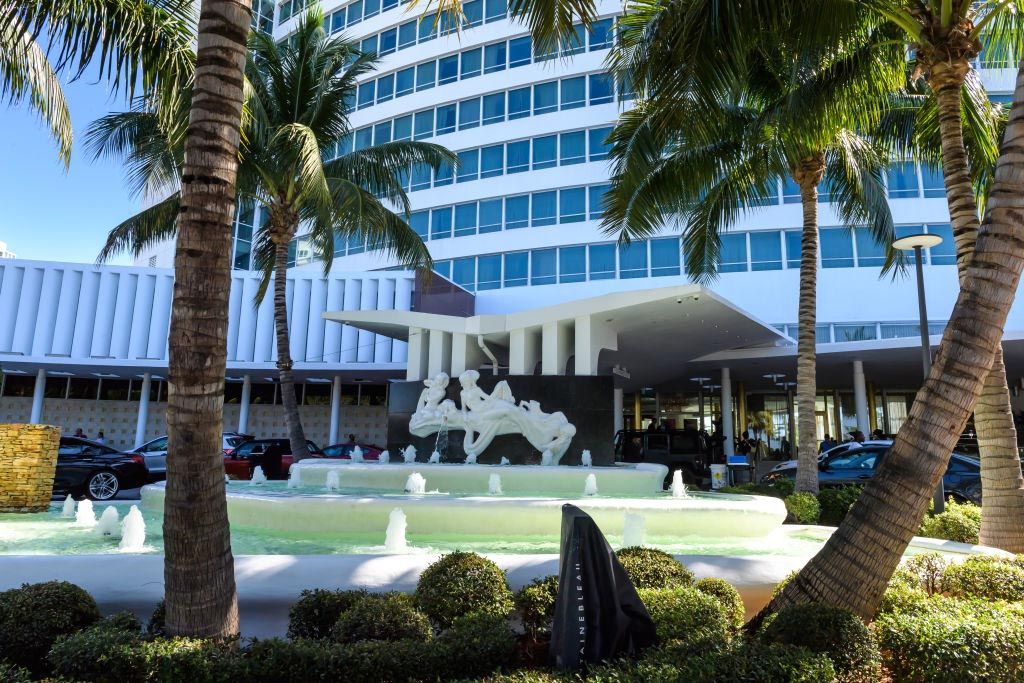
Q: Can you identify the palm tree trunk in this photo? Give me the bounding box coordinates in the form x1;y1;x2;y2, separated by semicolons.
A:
163;0;249;639
932;60;1024;552
794;156;825;495
272;236;311;463
757;65;1024;621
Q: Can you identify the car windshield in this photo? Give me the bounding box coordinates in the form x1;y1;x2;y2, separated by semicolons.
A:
225;435;248;448
826;450;880;470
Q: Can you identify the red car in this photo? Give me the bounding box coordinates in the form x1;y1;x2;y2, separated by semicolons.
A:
319;443;384;460
224;439;321;480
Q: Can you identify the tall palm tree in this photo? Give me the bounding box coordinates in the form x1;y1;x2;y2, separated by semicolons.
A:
0;0;194;164
604;5;901;494
92;9;454;463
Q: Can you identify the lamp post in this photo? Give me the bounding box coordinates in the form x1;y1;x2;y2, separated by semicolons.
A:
893;232;945;512
691;377;710;431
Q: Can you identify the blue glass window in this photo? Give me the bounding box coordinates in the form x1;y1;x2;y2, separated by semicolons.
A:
852;228;884;267
433;260;451;279
330;9;346;33
785;230;801;268
927;223;955;265
434;160;453;186
454;203;477;237
383;0;398;9
560;131;586;165
477;254;501;290
750;231;782;270
817;177;835;204
439;10;458;34
337;134;353;157
533;135;557;170
619;242;647;278
452;257;475;290
459;98;481;130
396;67;415;97
484;42;507;73
719;233;748;272
589;184;609;219
887;161;920;198
782;176;801;203
589;244;616;280
418;17;436;41
348;0;363;24
650;237;681;276
509;36;531;67
438;55;459;84
532;191;557;226
361;35;378;56
508;87;530;119
480;144;503;178
559;245;586;282
505;195;529;229
414;110;433;140
357;81;375;109
410;163;432;191
376;73;394;102
379;29;397;55
435;104;456;135
479;199;502;233
560;187;586;223
589;18;614;49
561;76;585;109
563;24;586;55
485;0;506;21
504;252;528;287
347;233;364;254
393;115;412;141
588;127;612;161
534;81;558;115
355;127;372;150
364;0;380;17
431;207;453;239
750;178;780;207
482;92;505;125
463;0;483;26
373;121;392;144
461;48;482;79
820;229;854;268
921;165;945;198
589;73;614;105
398;20;417;49
531;249;557;285
416;61;436;91
457;149;479;183
507;140;530;174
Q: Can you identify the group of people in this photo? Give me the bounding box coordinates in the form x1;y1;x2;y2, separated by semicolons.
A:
71;427;106;444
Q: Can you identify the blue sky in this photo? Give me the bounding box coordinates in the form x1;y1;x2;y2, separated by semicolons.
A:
0;77;139;265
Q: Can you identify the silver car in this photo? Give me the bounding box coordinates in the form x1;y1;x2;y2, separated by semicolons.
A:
134;432;251;480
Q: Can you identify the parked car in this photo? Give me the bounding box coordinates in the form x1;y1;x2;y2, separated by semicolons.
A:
319;443;383;460
134;432;252;481
224;438;321;480
53;437;148;501
762;444;982;503
614;429;711;484
766;440;893;475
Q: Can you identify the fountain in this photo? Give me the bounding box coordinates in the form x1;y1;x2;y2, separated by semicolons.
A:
488;474;503;495
583;473;598;496
540;450;553;467
428;450;441;464
500;457;510;466
403;445;417;463
351;446;364;463
118;506;146;552
250;466;268;485
225;474;231;484
384;508;408;552
670;470;689;499
74;499;96;527
95;507;120;537
61;495;75;518
465;452;477;465
405;473;426;494
581;450;592;468
380;450;390;464
325;470;341;491
622;512;645;547
287;466;302;489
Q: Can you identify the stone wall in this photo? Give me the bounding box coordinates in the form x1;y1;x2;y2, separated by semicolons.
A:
0;424;59;512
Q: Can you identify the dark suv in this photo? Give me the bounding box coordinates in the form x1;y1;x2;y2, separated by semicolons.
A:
614;429;711;483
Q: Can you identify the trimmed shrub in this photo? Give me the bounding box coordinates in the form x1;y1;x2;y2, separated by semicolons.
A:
642;640;837;683
637;587;730;652
941;556;1024;602
760;603;881;683
0;661;31;683
100;611;144;634
0;580;101;674
718;479;795;499
875;596;1024;682
148;600;166;636
235;638;337;681
877;584;930;616
616;547;694;590
919;499;981;543
784;492;821;525
514;575;558;638
897;552;949;595
694;577;746;629
415;552;514;627
816;486;862;526
331;592;432;643
436;612;518;679
287;588;367;640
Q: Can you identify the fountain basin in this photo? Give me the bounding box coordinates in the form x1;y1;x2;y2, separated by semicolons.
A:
291;461;669;496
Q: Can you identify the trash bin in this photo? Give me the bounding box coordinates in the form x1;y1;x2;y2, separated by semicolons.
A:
729;464;752;485
710;464;729;489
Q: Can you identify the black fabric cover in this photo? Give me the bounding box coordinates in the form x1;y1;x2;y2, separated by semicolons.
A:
550;504;658;669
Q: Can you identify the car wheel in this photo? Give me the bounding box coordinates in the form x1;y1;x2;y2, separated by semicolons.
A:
86;471;120;501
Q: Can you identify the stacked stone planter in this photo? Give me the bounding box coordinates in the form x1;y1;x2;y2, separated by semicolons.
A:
0;424;59;512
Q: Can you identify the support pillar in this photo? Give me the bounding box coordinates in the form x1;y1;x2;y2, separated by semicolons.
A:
867;381;878;432
509;328;540;376
633;392;642;429
737;382;747;434
406;327;429;381
238;375;252;434
427;329;452;377
721;368;734;457
613;387;624;436
853;360;869;435
30;368;45;424
832;390;843;441
329;376;342;445
134;373;151;448
541;321;572;376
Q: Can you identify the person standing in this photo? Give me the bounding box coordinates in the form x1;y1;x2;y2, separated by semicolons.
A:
95;430;106;444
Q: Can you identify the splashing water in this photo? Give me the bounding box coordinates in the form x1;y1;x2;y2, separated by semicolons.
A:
581;450;593;468
325;470;341;491
428;450;441;464
403;445;417;463
118;506;146;552
95;507;120;537
224;474;231;485
250;466;267;485
287;466;302;489
405;472;426;494
384;508;408;552
465;452;477;465
379;450;390;464
583;473;598;496
75;499;96;527
540;450;553;467
351;446;364;463
670;470;689;499
488;474;503;495
622;512;645;547
61;495;76;518
500;457;510;466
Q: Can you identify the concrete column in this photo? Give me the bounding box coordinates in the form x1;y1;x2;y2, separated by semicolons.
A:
573;316;617;376
853;360;869;435
406;327;430;381
134;373;151;448
238;375;252;434
541;321;572;376
633;392;642;429
737;382;747;434
30;368;46;424
721;368;735;457
867;382;878;432
329;376;343;445
509;328;540;376
427;329;452;377
613;387;624;436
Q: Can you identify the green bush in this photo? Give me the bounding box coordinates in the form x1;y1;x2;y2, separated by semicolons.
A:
415;552;514;627
331;592;432;644
637;587;730;652
816;486;862;526
0;580;101;674
235;638;337;681
436;612;517;679
0;661;31;683
148;600;166;636
287;588;368;640
336;638;442;683
877;583;930;616
875;595;1024;682
694;577;746;630
897;552;949;595
784;492;821;525
100;611;144;634
760;603;881;683
616;547;694;590
941;556;1024;602
514;575;558;638
718;478;795;498
640;640;837;683
919;499;982;543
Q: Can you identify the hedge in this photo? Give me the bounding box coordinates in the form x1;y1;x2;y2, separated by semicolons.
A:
919;500;981;544
637;587;730;652
615;547;694;590
514;575;558;638
415;552;514;627
0;580;101;675
940;556;1024;602
331;592;431;644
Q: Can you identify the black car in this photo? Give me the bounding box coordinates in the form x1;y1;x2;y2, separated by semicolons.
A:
614;429;711;484
54;437;149;501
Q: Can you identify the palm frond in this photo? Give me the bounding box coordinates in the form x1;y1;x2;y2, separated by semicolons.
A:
96;192;181;263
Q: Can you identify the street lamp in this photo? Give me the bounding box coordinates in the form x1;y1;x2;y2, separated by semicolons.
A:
893;232;945;512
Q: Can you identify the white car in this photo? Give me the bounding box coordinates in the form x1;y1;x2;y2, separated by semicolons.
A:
767;440;893;475
134;432;251;480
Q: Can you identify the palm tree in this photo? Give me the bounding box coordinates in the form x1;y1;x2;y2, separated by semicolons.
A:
603;7;901;495
92;9;454;463
0;0;193;164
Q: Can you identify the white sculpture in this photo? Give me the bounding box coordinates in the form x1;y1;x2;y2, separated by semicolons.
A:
410;371;576;461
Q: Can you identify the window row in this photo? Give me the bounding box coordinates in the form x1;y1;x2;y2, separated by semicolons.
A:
320;0;508;33
774;321;948;344
754;161;946;206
